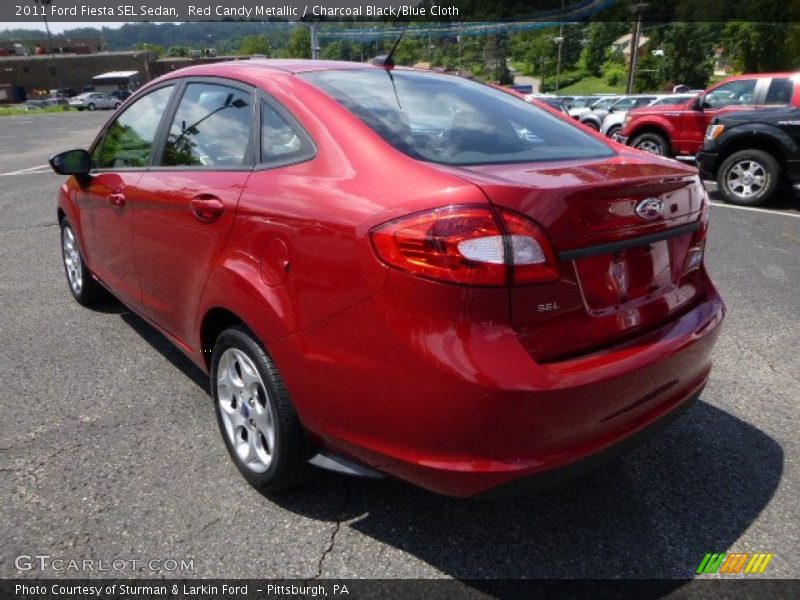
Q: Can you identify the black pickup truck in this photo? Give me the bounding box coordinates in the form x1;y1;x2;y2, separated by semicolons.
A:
697;107;800;206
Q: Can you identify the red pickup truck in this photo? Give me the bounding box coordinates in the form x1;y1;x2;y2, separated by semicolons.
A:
619;73;800;159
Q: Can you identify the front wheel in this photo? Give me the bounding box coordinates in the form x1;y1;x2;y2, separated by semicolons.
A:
60;220;109;306
631;132;670;156
717;149;781;206
87;103;96;111
606;125;622;139
211;326;308;493
582;120;600;131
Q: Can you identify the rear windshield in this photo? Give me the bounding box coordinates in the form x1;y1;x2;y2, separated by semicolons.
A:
301;69;614;166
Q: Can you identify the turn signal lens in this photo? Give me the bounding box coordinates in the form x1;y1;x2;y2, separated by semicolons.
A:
369;205;559;286
705;124;725;140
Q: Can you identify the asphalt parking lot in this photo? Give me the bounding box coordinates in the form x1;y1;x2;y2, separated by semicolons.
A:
1;111;798;583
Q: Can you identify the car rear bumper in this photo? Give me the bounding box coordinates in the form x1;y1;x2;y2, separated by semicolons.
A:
271;272;725;497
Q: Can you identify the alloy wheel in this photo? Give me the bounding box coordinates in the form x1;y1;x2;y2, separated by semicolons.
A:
216;348;275;473
636;139;664;155
726;160;766;200
62;226;82;294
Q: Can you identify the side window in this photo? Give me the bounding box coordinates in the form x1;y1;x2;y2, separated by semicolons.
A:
92;85;174;169
162;83;253;167
260;100;315;166
704;80;757;109
765;78;793;105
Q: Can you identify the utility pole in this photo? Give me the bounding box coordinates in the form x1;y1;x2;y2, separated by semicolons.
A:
38;0;61;94
626;3;649;94
309;23;319;60
554;0;565;94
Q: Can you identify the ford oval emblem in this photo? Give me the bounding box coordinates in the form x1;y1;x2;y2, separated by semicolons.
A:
635;197;664;220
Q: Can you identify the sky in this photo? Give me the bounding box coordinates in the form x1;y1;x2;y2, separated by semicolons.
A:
6;22;128;34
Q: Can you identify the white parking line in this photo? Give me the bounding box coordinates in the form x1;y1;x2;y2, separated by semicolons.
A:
709;202;800;219
0;164;51;176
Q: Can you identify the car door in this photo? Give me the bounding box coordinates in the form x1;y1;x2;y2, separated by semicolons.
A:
677;78;760;153
133;79;256;344
77;84;176;306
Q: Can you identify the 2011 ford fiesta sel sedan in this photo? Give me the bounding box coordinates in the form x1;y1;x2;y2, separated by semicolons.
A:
50;59;725;497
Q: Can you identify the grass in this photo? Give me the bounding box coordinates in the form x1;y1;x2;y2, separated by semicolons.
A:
558;76;626;95
0;105;73;117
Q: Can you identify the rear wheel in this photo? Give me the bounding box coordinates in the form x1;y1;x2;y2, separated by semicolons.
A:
583;120;600;131
113;102;121;110
211;326;307;493
60;220;108;306
631;132;670;156
717;149;780;206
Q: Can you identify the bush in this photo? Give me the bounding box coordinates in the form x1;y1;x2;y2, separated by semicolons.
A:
540;69;586;93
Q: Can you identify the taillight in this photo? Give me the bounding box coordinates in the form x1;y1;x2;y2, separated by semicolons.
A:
369;205;559;286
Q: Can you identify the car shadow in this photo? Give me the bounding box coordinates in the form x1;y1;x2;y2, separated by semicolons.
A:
270;397;782;590
112;306;783;590
118;309;208;390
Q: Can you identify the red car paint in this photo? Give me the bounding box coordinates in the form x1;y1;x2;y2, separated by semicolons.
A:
620;72;800;158
57;60;725;497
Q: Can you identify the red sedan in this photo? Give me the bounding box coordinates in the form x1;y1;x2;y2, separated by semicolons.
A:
50;60;725;497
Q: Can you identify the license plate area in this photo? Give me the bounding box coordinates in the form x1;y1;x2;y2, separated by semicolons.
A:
573;236;689;314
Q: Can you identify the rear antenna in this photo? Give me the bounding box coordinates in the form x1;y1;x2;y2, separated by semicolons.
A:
372;22;411;70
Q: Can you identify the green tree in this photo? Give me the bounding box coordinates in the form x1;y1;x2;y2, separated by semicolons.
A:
582;22;629;76
285;26;311;59
660;23;713;89
134;42;164;57
237;35;272;57
723;22;792;72
166;45;189;57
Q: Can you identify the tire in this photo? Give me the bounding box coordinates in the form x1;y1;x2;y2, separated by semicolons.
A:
631;132;670;156
87;103;96;111
606;125;622;139
60;219;109;306
583;120;600;131
211;326;307;493
113;102;121;110
716;149;781;207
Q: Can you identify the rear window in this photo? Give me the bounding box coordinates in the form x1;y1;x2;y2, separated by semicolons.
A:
301;69;613;166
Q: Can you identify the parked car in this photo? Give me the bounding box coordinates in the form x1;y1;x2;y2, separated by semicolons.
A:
564;95;595;111
580;95;659;131
619;73;800;158
49;60;724;498
526;94;570;115
110;89;133;101
601;95;697;139
697;106;800;206
569;95;623;121
68;92;121;111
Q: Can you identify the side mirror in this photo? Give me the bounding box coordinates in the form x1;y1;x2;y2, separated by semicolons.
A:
50;149;91;176
696;95;711;111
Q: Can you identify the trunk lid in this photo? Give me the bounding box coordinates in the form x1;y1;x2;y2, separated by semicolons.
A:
439;154;709;360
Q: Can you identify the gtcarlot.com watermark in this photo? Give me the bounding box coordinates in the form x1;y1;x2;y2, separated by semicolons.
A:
15;554;194;573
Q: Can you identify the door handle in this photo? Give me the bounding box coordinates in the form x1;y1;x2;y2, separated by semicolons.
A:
108;192;126;207
190;195;225;222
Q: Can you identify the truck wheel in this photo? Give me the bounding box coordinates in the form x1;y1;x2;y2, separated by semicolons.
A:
631;132;670;156
717;149;780;206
